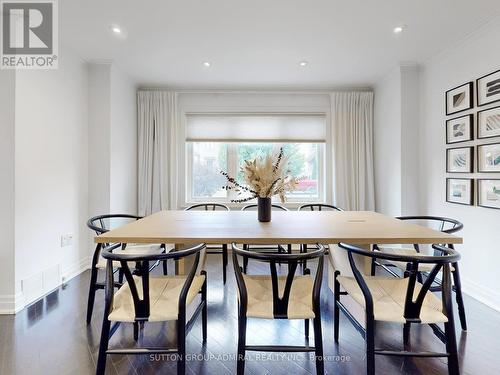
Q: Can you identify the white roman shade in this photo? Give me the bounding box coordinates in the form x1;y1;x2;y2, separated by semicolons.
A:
185;113;326;142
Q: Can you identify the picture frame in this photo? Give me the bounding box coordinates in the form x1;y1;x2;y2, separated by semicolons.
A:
445;82;473;115
477;106;500;139
446;146;474;173
476;69;500;107
477;143;500;172
446;114;473;144
477;179;500;209
446;178;473;205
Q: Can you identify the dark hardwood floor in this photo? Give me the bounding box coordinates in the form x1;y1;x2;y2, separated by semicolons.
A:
1;254;499;375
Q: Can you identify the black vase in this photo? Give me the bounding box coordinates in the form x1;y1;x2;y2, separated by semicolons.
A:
257;197;272;222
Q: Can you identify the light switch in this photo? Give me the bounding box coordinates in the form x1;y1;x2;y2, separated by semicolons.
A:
60;233;73;247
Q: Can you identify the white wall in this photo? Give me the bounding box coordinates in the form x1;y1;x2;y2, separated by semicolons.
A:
88;63;137;216
374;68;402;215
14;47;90;305
0;71;18;313
374;65;420;216
88;64;111;217
400;65;420;215
0;54;137;312
419;20;500;311
110;66;137;214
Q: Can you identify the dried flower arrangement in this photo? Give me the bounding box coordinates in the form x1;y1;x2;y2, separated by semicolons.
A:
221;147;299;203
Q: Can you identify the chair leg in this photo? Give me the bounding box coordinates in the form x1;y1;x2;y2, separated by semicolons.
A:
202;275;208;342
96;318;111;375
304;319;309;338
302;244;308;271
445;320;460;375
163;260;168;275
287;244;293;272
222;244;228;285
242;244;248;274
313;315;324;375
334;271;340;343
237;315;247;375
243;256;249;274
86;265;98;324
118;268;124;284
365;316;375;375
403;322;410;348
370;258;376;276
177;318;186;375
452;262;467;331
133;322;139;341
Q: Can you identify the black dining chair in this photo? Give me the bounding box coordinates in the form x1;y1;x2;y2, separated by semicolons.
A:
232;243;326;375
371;216;467;331
298;203;343;270
336;242;460;375
96;243;207;375
86;214;169;324
240;203;291;273
185;203;230;284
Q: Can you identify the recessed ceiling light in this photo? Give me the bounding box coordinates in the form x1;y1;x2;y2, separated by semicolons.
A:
393;26;405;34
203;61;211;67
299;61;308;67
111;26;122;34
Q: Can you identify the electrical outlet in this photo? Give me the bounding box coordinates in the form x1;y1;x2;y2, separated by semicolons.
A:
60;233;73;247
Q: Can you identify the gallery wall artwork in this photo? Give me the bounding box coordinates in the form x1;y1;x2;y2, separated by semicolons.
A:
446;178;473;205
477;179;500;209
446;82;473;115
445;69;500;208
477;70;500;107
446;146;473;173
477;106;500;139
478;143;500;173
446;114;473;144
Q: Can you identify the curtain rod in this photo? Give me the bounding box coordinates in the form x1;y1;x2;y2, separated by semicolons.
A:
136;88;373;94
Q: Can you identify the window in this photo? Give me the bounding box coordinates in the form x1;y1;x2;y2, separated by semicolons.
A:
185;114;327;204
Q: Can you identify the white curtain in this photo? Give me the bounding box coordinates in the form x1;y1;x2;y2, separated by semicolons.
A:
137;91;178;216
330;92;375;211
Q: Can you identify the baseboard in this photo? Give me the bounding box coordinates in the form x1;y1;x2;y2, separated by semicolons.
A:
0;292;25;314
61;255;91;284
461;277;500;312
0;256;91;315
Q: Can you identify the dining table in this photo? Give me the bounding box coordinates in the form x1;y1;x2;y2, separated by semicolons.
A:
95;210;463;274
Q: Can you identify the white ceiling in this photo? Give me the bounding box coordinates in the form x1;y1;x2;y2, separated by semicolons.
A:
60;0;500;88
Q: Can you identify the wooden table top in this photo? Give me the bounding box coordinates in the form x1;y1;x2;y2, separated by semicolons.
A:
95;210;462;245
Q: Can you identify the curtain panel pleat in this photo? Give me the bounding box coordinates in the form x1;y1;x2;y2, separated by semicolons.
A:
330;92;375;211
137;91;178;216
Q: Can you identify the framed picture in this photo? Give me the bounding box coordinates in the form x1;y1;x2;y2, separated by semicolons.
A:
446;114;473;144
445;82;473;115
478;143;500;172
477;179;500;209
446;178;473;205
477;69;500;107
477;106;500;139
446;146;473;173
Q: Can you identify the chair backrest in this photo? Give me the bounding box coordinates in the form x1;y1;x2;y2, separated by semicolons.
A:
379;216;463;253
101;243;206;321
338;242;460;322
232;243;325;318
298;203;343;211
241;203;288;211
185;203;230;211
87;214;143;235
396;216;463;235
